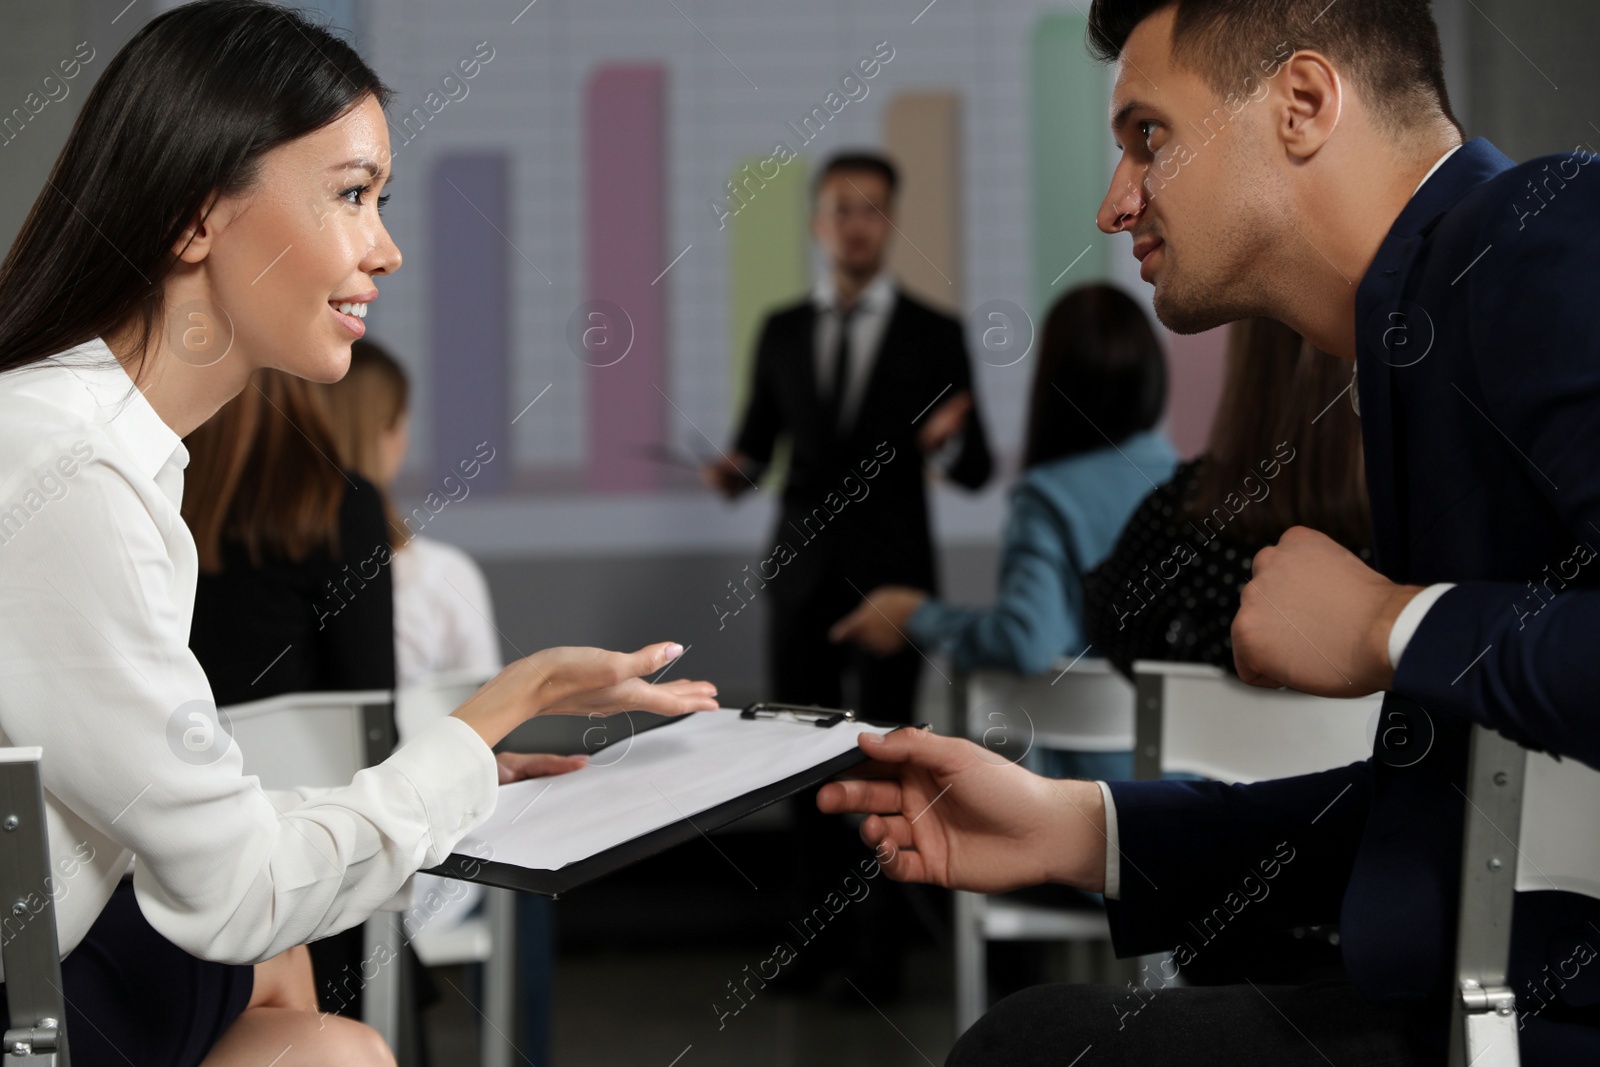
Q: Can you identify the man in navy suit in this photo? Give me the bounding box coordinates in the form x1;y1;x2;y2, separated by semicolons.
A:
817;0;1600;1062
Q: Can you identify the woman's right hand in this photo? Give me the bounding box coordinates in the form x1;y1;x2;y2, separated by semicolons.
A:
452;642;720;747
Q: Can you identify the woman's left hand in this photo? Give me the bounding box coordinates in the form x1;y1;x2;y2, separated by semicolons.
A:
495;751;590;785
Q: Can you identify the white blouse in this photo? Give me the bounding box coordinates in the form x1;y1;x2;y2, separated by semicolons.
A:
0;340;499;975
393;535;503;688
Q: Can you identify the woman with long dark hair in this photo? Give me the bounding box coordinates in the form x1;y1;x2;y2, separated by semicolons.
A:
829;283;1177;688
0;3;717;1064
1082;318;1371;679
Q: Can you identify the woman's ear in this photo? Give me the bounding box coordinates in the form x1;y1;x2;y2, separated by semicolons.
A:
1274;50;1342;160
171;193;223;264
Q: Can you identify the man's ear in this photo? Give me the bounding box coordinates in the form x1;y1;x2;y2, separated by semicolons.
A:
171;193;223;264
1273;50;1342;160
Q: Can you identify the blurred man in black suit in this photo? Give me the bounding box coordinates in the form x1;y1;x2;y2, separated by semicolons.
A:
703;151;991;1003
704;151;992;726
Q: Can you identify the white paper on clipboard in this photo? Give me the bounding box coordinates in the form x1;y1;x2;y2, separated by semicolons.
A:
454;707;895;872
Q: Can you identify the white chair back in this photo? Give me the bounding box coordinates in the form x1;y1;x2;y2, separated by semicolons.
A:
217;689;401;1052
1131;660;1380;782
222;689;393;790
952;658;1131;1036
963;657;1134;755
1517;749;1600;898
395;670;494;745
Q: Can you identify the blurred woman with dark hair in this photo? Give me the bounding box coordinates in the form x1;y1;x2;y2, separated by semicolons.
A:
0;3;716;1062
830;282;1177;715
1083;318;1371;679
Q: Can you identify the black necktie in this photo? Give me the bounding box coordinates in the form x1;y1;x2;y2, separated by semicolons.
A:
828;303;858;437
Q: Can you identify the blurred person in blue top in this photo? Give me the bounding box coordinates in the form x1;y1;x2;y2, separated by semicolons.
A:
830;282;1177;778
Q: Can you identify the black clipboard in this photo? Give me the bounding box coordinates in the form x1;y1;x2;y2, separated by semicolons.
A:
420;703;920;898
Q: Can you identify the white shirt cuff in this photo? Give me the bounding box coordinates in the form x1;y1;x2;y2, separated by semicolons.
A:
1096;780;1120;900
379;873;418;912
1387;583;1455;670
381;714;501;864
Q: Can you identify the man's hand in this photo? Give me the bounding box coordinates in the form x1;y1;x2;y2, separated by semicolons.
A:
828;585;926;655
916;390;973;454
815;728;1108;894
700;451;758;499
1233;526;1423;696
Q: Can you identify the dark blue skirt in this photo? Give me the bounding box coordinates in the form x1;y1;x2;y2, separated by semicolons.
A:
0;877;255;1066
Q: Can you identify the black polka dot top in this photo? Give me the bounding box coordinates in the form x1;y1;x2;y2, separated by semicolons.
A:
1083;458;1373;680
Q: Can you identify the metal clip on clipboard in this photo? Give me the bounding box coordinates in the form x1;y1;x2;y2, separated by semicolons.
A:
740;701;857;727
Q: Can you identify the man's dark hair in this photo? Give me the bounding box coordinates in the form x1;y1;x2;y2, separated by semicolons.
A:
812;151;899;203
1086;0;1460;138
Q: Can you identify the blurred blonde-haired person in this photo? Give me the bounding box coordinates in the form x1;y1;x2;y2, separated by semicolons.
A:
318;340;567;1063
320;339;502;686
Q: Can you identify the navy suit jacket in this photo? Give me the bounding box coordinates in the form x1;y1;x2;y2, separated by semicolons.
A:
1104;138;1600;1061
